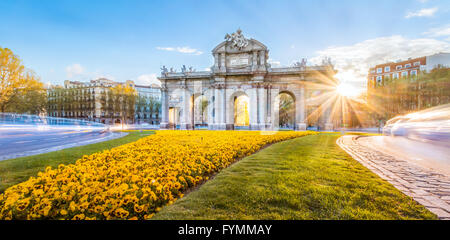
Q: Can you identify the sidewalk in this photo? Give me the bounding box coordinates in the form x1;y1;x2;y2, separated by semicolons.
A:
337;135;450;220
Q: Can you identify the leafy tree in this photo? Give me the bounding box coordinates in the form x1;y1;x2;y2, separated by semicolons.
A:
0;47;46;113
108;85;137;125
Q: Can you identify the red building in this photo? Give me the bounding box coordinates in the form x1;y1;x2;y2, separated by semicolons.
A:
368;56;426;88
368;52;450;88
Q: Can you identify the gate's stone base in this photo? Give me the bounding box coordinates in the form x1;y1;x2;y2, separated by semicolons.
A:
296;123;307;131
324;123;334;131
160;122;169;129
161;123;313;131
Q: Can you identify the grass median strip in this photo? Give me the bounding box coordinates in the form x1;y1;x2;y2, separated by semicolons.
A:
0;131;154;193
154;133;437;220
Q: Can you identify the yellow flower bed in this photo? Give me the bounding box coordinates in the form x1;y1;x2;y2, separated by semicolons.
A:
0;130;315;220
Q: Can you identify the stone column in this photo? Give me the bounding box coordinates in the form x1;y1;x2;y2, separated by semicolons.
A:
180;86;191;130
214;86;220;130
160;86;169;129
324;106;334;131
207;87;215;130
270;87;280;130
260;51;265;65
220;85;226;130
220;53;226;72
266;84;272;129
252;51;258;71
259;51;265;70
258;85;267;129
249;86;259;130
214;53;219;71
296;85;307;131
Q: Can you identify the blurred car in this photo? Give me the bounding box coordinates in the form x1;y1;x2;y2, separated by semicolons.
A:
383;116;405;136
383;104;450;145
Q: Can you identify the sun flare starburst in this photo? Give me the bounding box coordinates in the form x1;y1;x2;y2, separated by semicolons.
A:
336;83;360;98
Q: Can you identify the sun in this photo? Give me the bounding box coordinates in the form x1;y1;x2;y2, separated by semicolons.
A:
336;83;360;98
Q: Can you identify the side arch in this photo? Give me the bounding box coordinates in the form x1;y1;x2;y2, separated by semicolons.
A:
277;91;296;129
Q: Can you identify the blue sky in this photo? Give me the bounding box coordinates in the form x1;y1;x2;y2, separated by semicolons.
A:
1;0;449;91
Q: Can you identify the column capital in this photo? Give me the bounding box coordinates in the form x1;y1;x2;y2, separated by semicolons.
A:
212;83;225;89
251;82;266;88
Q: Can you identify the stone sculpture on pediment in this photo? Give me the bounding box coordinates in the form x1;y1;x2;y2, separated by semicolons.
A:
225;28;249;50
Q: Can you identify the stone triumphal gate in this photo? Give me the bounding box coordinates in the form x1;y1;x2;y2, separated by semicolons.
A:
159;29;337;130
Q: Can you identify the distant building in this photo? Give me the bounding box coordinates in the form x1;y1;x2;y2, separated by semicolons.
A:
47;78;161;124
368;52;450;88
135;84;161;125
367;52;450;123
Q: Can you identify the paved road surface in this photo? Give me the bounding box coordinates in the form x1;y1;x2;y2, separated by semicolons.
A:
338;135;450;219
358;136;450;176
0;129;126;160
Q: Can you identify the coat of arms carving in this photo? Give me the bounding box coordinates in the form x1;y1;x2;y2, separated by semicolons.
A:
225;29;249;50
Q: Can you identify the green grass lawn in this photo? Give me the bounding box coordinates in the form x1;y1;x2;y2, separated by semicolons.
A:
0;131;154;193
154;133;437;220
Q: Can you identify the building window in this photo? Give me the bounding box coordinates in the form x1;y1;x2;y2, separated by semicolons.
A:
413;61;420;66
393;73;399;79
405;63;411;68
402;71;408;77
376;76;382;83
411;70;417;76
384;66;390;72
396;65;402;70
376;68;382;73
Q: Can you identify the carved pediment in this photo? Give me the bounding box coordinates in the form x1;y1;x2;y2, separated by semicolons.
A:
212;29;267;54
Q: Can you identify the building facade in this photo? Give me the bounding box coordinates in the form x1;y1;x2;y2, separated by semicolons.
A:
158;29;338;130
47;78;161;124
135;84;161;125
367;52;450;122
368;52;450;88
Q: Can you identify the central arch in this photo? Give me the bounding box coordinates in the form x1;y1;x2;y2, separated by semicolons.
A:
228;91;250;130
235;95;249;127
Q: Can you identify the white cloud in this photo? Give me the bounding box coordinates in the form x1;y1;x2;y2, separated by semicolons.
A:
136;74;161;86
424;26;450;37
405;7;438;18
65;63;84;78
310;35;450;90
156;46;203;55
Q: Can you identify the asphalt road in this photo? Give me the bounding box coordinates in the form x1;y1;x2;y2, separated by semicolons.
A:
358;136;450;176
0;128;126;160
